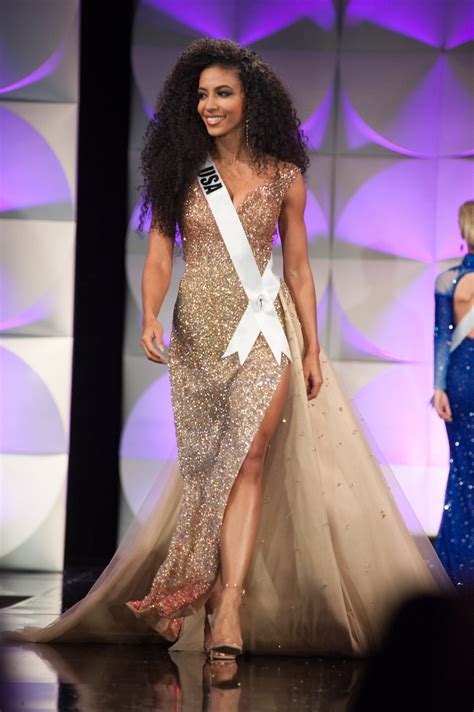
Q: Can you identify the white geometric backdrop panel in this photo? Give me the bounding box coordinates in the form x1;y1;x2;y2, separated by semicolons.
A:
0;1;79;571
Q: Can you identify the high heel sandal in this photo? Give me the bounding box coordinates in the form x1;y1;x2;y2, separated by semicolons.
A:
207;583;245;661
204;585;226;659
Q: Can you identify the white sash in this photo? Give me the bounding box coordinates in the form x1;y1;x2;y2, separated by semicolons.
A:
197;155;292;366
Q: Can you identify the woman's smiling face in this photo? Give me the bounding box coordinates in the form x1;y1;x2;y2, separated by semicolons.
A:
197;65;246;138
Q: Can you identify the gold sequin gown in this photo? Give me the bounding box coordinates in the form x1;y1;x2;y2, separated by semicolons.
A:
4;163;452;655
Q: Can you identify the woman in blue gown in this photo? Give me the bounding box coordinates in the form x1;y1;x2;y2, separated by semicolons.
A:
433;200;474;587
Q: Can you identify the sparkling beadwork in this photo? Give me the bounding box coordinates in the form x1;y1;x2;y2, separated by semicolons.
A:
126;162;301;631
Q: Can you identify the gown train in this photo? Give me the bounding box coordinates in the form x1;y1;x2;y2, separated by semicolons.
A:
3;285;452;656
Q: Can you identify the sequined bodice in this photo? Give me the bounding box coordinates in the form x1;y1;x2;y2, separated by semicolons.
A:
170;162;300;365
179;164;298;271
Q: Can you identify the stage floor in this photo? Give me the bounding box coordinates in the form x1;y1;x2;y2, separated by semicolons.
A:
0;568;366;711
1;568;469;711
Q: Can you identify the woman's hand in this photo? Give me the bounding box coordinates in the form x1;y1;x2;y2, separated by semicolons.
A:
433;388;452;422
140;318;168;364
302;350;323;400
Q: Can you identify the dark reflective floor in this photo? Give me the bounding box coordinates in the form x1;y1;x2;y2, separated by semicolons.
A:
2;569;472;711
0;569;365;711
1;644;364;711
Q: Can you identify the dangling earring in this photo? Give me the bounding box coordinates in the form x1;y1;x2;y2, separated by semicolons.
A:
245;117;250;147
460;238;465;253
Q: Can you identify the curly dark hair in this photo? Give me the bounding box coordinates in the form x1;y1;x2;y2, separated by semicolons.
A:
137;37;310;239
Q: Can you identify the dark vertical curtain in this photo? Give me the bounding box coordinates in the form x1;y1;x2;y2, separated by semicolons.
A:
65;0;135;565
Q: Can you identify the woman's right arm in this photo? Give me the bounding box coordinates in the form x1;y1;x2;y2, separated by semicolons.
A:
140;225;174;364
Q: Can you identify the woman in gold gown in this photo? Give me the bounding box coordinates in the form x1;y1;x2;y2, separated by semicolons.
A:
4;38;451;657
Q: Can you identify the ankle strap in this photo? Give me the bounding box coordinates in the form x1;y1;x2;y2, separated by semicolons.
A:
222;582;245;597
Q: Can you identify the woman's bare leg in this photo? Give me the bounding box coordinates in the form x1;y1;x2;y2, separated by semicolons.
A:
209;364;291;648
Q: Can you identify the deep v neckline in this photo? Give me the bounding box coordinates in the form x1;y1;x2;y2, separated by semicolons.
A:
227;177;277;212
209;163;279;212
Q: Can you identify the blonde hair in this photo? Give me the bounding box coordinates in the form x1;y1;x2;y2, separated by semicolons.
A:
459;200;474;242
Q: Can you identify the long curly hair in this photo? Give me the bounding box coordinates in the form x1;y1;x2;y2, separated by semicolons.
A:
137;38;310;239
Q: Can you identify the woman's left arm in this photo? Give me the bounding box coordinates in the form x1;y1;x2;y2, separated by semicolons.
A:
279;172;323;400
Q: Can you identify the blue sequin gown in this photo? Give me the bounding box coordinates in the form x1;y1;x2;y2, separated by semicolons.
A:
433;252;474;587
